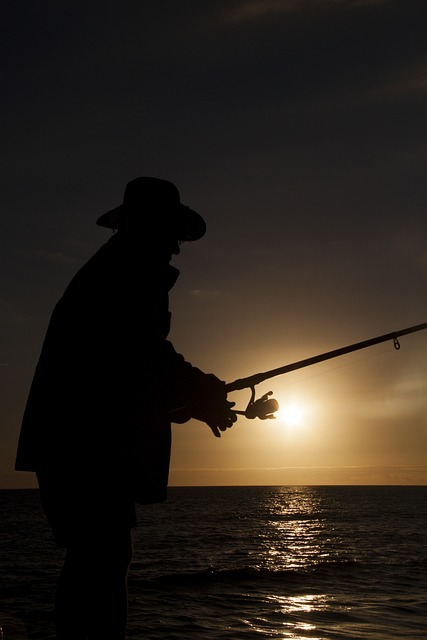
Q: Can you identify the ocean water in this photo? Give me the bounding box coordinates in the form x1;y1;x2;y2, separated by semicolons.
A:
1;485;426;639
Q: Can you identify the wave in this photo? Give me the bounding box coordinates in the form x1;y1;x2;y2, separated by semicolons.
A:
130;559;363;590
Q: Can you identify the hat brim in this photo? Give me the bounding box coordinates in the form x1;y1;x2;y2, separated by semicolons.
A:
96;204;206;241
96;206;121;230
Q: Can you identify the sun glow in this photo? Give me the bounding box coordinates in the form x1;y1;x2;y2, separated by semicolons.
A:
279;402;304;427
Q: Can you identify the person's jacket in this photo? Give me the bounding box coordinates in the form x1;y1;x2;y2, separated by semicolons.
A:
16;233;218;503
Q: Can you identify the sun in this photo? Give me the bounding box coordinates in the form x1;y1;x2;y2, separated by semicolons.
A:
279;402;304;428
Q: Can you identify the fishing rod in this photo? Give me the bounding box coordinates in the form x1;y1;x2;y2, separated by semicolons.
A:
227;321;427;420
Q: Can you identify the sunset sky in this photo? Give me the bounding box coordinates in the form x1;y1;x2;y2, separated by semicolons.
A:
2;0;427;488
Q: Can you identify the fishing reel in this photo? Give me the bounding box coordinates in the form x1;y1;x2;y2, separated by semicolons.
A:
234;386;279;420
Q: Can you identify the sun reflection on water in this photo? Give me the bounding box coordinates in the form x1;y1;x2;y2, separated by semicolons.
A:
238;487;355;638
245;591;330;638
255;486;333;571
267;593;327;614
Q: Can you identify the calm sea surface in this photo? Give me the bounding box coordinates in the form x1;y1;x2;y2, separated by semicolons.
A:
1;486;426;639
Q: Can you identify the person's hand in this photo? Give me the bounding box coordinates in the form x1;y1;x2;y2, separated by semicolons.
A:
189;374;237;437
205;400;237;438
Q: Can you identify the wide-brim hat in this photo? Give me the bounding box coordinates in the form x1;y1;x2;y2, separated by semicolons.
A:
96;177;206;241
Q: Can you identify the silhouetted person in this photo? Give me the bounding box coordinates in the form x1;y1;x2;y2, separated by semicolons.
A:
15;177;237;640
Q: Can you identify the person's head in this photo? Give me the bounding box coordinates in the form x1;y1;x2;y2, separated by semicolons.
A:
96;177;206;248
